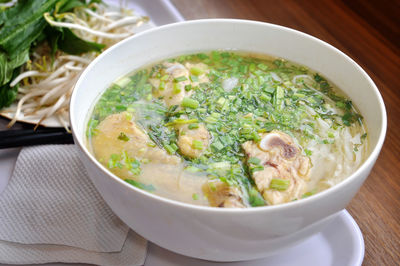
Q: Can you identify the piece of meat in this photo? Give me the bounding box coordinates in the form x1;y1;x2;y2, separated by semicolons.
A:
202;180;245;208
176;123;210;158
92;112;181;165
149;62;209;107
242;130;310;205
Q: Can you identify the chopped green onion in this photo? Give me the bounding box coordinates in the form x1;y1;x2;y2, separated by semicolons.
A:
269;179;290;191
216;97;226;106
211;140;224;151
210;112;221;118
205;116;218;124
115;105;126;112
182;97;200;109
164;144;177;154
170;143;178;151
192;140;204;150
276;86;284;99
108;154;122;169
190;67;204;76
283;81;292;87
185;166;202;173
293;93;305;98
260;93;271;102
361;133;367;140
118;132;130;141
125;179;155;192
125;110;134;118
257;63;268;71
249;187;265;207
147;142;156;147
184;84;192;91
190;75;199;82
336;101;346;108
209;161;230;169
251;165;264;173
165;118;198;126
197;53;208;60
248;157;261;165
304;149;312;156
188;123;199;129
174;76;187;82
159;81;165;90
160;74;169;81
173;83;181;94
192;193;199;200
301;189;317;198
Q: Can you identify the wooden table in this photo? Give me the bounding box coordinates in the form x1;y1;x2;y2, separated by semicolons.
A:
171;0;400;265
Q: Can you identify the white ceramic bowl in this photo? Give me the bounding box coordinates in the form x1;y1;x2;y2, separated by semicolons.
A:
70;19;386;261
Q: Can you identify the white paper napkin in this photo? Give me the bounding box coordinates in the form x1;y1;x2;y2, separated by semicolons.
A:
0;145;147;265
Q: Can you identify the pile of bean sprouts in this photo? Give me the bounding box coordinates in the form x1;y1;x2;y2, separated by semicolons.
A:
4;1;149;130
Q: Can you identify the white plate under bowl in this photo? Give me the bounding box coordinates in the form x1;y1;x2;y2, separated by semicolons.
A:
145;210;364;266
0;209;364;266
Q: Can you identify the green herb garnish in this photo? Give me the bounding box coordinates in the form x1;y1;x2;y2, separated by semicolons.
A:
118;132;130;141
269;179;290;191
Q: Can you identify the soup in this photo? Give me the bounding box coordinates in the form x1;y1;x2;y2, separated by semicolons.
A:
87;51;368;208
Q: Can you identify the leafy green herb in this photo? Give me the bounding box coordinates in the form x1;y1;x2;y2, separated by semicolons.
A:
56;0;86;13
342;112;362;126
0;0;59;58
0;68;20;108
0;0;106;108
56;28;105;55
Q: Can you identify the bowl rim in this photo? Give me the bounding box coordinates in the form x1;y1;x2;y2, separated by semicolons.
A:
70;18;387;214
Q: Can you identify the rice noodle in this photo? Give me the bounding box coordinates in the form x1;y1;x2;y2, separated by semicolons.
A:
305;117;367;191
6;3;150;130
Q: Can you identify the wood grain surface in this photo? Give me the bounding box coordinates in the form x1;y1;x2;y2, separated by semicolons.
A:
171;0;400;265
